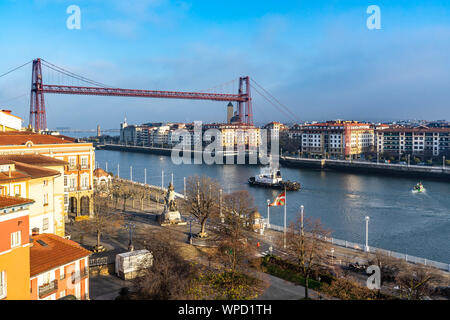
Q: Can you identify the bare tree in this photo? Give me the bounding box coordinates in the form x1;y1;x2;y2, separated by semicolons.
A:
182;175;220;238
131;230;198;300
216;190;258;275
395;265;436;300
283;211;332;300
79;192;124;252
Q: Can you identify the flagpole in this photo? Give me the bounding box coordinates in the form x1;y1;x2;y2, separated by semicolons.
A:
284;186;287;249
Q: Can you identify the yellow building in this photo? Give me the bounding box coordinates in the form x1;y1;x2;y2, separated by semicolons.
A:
0;131;95;221
0;155;66;237
0;196;34;300
0;109;23;132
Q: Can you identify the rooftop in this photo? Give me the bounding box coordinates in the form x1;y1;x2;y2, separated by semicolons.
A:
30;234;92;277
0;154;68;167
0;131;76;146
0;195;34;210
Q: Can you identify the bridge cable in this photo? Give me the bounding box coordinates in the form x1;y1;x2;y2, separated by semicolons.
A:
251;78;299;123
0;60;33;79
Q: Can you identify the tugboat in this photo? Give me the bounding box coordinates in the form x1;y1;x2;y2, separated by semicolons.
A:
248;163;300;191
413;182;425;193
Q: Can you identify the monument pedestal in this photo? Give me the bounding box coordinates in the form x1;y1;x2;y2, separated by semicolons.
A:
159;210;187;226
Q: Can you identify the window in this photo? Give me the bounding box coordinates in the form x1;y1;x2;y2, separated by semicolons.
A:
14;185;20;196
80;157;88;168
42;272;50;285
43;218;49;231
0;271;6;299
70;177;77;189
64;176;68;187
43;194;48;205
69;157;76;168
10;231;21;248
43;180;47;186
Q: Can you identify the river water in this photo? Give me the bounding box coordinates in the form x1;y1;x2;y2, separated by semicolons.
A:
95;149;450;263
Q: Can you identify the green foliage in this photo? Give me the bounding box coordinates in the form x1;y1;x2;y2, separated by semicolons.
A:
192;270;262;300
261;255;321;290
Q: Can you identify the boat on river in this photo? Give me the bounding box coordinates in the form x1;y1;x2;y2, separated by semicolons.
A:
413;182;425;193
248;163;300;191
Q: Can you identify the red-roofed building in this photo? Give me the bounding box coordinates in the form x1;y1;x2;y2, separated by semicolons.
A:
0;131;95;220
30;233;91;300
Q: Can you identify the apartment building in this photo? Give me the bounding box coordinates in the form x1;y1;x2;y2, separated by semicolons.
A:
0;196;34;300
203;123;261;149
0;131;95;220
376;126;450;157
29;233;91;300
299;121;374;158
0;156;66;237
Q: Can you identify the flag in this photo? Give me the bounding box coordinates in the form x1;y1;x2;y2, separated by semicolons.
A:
269;191;285;206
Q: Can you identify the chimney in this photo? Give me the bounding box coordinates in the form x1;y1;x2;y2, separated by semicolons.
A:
32;228;40;236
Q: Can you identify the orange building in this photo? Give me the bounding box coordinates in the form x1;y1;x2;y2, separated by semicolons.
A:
0;196;34;300
0;131;95;220
29;233;91;300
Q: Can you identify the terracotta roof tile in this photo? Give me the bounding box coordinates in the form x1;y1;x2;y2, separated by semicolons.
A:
30;234;92;277
0;195;34;209
0;131;73;145
0;154;68;166
13;162;61;179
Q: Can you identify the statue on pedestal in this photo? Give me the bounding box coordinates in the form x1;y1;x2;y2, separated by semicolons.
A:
159;183;184;225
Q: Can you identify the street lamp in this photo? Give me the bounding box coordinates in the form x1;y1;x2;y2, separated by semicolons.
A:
365;216;370;252
331;248;335;265
125;222;136;252
266;199;270;228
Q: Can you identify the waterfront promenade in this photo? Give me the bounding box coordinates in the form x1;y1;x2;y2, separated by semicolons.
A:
116;177;450;273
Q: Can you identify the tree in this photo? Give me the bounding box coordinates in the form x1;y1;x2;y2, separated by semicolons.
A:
395;266;436;300
283;211;332;300
182;175;220;238
79;192;124;252
131;230;198;300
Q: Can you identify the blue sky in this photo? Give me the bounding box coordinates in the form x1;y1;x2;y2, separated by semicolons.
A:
0;0;449;129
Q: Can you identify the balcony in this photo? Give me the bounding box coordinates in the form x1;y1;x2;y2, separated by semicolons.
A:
39;280;58;298
71;269;89;284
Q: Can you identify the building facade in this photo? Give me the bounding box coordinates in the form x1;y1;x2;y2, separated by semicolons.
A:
0;131;95;221
0;156;66;237
0;109;22;132
0;196;34;300
30;233;91;300
376;126;450;157
299;121;374;158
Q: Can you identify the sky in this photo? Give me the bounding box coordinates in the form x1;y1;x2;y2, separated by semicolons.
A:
0;0;450;129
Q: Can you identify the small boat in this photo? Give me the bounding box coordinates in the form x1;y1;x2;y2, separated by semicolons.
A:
413;182;425;193
248;162;300;191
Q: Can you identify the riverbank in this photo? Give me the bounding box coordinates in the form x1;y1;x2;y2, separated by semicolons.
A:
280;156;450;181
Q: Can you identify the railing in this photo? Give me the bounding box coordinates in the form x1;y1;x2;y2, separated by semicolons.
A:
39;280;58;298
265;222;450;272
89;256;110;267
71;269;89;284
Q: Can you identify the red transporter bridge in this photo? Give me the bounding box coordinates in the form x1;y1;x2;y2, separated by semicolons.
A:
29;58;253;132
